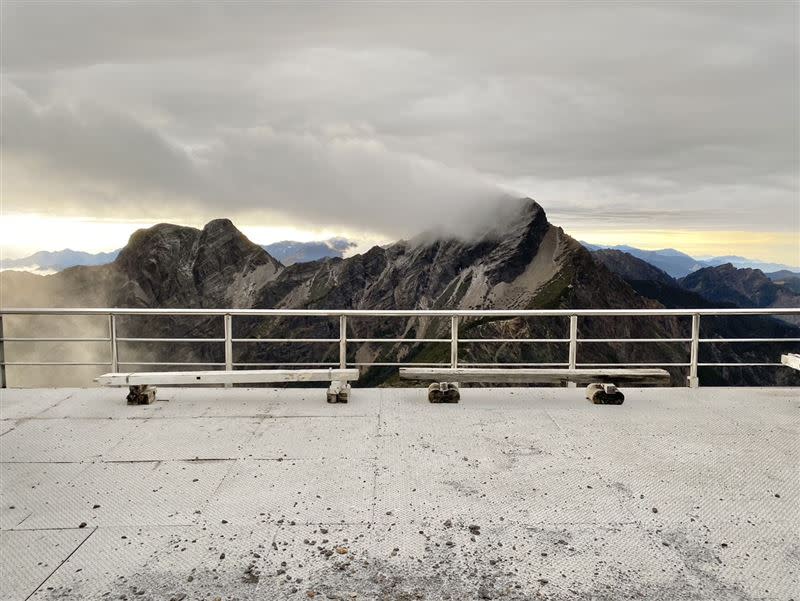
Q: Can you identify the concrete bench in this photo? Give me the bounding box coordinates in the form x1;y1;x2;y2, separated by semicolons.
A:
399;367;670;405
96;368;360;404
781;353;800;371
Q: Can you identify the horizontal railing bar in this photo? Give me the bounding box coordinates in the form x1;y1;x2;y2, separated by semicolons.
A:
2;361;112;366
577;363;691;367
699;338;800;343
116;337;225;343
460;362;570;367
3;307;799;317
348;338;449;343
233;362;338;367
116;361;226;367
0;337;111;342
349;362;450;366
232;338;339;343
698;362;784;367
578;338;692;343
460;338;570;343
9;335;763;344
2;337;793;345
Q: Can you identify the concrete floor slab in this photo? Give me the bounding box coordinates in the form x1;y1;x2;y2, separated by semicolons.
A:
5;461;233;530
150;386;276;417
248;415;379;460
1;463;90;530
0;528;91;601
200;458;375;526
0;386;797;599
0;418;136;463
0;389;74;421
102;416;263;461
25;524;282;600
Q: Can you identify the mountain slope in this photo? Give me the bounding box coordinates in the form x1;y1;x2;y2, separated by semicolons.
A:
235;200;689;385
590;251;800;386
591;249;676;287
581;243;800;278
702;255;799;274
765;270;800;294
1;219;283;309
580;243;707;277
679;264;800;311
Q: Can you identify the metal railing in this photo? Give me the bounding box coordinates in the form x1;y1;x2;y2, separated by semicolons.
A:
1;307;799;388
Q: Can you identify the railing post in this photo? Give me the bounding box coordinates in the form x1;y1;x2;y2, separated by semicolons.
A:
688;313;700;388
567;315;578;388
0;314;6;389
109;314;119;373
339;315;347;369
224;314;233;387
450;315;459;368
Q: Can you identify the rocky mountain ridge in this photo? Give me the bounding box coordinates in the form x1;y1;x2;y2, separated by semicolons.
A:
679;263;800;312
2;199;797;387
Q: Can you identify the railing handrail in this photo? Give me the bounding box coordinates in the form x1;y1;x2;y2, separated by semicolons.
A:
1;306;798;389
1;307;799;317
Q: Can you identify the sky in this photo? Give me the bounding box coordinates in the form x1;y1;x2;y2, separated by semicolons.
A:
1;1;798;265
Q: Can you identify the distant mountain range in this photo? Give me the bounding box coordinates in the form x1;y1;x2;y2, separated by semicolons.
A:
261;237;356;265
1;238;357;274
591;249;800;325
2;198;798;388
580;242;799;279
0;249;121;274
6;239;797;282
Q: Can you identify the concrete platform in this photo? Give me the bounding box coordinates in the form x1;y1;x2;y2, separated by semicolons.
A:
0;386;798;600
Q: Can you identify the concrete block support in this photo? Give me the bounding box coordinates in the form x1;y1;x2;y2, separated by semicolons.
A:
327;380;351;403
428;381;460;403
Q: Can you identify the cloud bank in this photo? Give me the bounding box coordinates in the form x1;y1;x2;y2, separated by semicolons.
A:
2;1;798;242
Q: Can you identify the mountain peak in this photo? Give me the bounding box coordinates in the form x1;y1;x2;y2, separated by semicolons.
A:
202;218;238;234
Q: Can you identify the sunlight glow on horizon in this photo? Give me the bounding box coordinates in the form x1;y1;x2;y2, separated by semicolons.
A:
0;213;797;267
570;228;799;266
0;213;388;261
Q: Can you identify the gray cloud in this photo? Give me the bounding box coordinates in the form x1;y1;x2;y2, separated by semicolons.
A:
1;1;798;239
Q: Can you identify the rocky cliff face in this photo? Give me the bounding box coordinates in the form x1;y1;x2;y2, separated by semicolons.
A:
254;200;655;312
1;219;282;309
233;200;688;384
114;219;283;308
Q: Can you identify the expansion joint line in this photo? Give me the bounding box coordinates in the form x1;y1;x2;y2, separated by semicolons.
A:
27;526;97;601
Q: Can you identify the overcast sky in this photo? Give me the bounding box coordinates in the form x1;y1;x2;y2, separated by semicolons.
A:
1;1;798;263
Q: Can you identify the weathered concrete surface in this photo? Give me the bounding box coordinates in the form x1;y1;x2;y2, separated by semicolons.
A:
0;386;797;600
